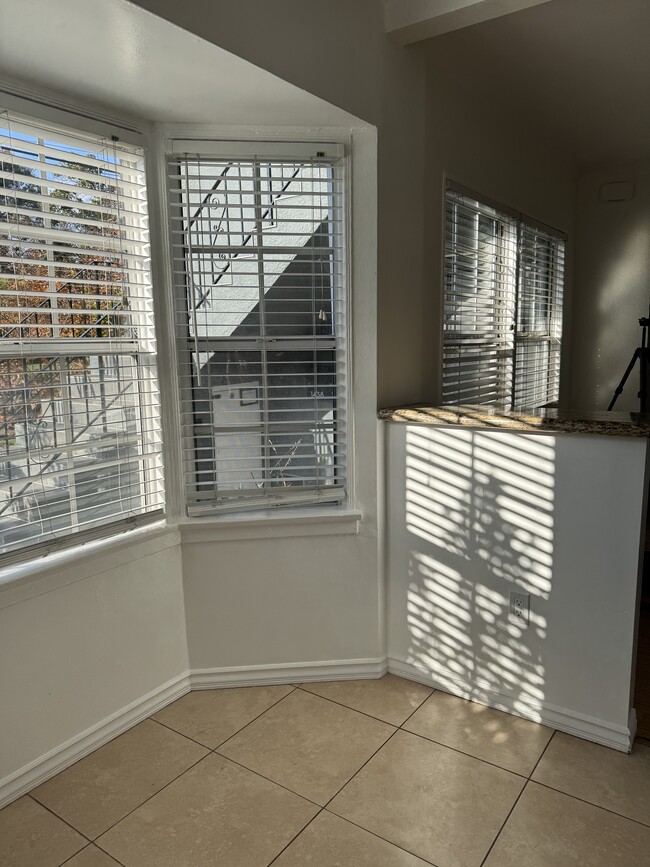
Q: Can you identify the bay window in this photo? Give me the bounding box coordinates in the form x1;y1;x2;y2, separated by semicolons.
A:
0;110;163;563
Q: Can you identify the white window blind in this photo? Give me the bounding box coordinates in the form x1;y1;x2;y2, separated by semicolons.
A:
0;110;163;563
443;183;565;410
167;142;347;515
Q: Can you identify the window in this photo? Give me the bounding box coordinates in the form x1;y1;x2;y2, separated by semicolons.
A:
443;182;565;410
167;140;347;515
0;110;163;563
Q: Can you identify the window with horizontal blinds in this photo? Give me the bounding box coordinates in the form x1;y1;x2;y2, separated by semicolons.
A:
443;183;565;411
167;142;347;515
0;110;163;563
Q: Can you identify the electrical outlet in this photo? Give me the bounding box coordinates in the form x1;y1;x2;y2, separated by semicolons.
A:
510;592;530;625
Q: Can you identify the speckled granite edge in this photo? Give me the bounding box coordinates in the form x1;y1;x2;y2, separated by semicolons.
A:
378;405;650;437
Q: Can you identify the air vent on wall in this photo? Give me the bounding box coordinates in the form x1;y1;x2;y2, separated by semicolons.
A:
599;182;635;202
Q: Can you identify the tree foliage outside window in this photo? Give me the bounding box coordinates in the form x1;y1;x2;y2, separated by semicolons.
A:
0;113;162;562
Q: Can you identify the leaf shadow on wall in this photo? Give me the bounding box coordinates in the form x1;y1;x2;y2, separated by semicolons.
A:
404;426;554;721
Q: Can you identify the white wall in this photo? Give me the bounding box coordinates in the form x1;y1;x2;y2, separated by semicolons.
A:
128;0;427;408
174;124;383;675
0;529;188;804
385;422;645;749
182;532;383;671
128;0;400;676
570;163;650;411
423;52;577;404
0;1;392;802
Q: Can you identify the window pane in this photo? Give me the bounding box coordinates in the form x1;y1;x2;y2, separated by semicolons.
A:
0;354;153;551
0;110;163;560
183;250;336;341
443;185;564;411
188;347;339;496
171;148;346;512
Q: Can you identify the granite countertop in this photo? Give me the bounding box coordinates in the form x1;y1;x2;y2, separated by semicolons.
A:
377;405;650;437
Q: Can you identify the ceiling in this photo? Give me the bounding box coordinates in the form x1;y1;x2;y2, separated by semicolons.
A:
423;0;650;168
0;0;645;167
0;0;360;129
384;0;554;42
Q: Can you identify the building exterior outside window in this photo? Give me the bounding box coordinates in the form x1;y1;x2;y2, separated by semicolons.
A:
167;141;347;516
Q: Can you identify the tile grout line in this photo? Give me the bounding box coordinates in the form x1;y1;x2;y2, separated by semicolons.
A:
526;730;650;830
478;728;557;867
398;688;439;729
529;729;556;780
265;809;325;867
89;750;211;845
23;685;318;863
26;794;93;846
23;681;648;866
57;840;128;867
149;715;217;750
398;727;530;780
478;779;530;867
323;726;401;811
530;778;650;830
232;685;442;865
58;842;94;867
396;689;538;779
210;751;323;809
208;685;300;753
321;809;441;867
87;687;303;847
296;682;435;728
224;690;650;838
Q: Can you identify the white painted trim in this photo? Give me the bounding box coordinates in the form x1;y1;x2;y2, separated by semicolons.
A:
0;672;191;810
156;123;369;142
628;707;638;746
388;657;635;752
191;658;387;689
3;654;635;812
0;75;149;143
150;121;377;528
178;509;362;543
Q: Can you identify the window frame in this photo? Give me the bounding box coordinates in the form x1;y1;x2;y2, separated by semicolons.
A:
155;129;354;521
0;106;164;566
442;180;566;411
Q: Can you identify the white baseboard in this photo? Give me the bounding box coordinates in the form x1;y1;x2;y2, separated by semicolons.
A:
191;657;388;689
388;657;634;753
0;658;386;809
1;653;634;811
0;672;191;810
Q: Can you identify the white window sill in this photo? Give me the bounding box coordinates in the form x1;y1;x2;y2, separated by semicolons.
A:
176;507;363;544
0;522;180;610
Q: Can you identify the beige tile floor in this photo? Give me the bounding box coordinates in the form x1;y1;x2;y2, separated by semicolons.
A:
2;674;650;867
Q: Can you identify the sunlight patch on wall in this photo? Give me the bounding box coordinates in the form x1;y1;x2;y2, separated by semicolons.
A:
404;426;554;718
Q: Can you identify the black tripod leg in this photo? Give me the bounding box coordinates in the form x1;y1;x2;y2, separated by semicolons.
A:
608;349;640;410
641;348;650;413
